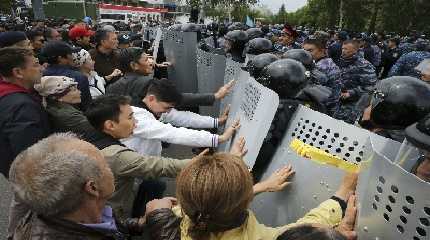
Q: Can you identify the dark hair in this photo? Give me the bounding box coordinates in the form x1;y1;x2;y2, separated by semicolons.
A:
342;39;360;48
388;37;400;46
26;29;44;41
84;95;131;131
146;79;182;105
118;47;144;73
303;38;326;50
0;48;34;77
43;28;56;40
95;30;112;47
277;224;347;240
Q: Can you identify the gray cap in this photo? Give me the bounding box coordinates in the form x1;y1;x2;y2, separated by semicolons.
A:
102;25;116;32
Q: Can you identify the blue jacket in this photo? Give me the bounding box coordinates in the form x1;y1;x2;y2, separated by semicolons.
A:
43;64;92;110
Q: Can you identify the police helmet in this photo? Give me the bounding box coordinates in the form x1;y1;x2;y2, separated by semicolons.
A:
225;30;249;45
245;53;279;78
246;38;273;55
181;23;201;32
370;76;430;129
257;59;308;98
282;49;315;70
246;28;264;40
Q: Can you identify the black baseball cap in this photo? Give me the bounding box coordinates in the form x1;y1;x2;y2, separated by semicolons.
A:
41;40;80;58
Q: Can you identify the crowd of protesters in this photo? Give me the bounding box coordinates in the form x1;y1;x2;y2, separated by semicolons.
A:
0;14;429;240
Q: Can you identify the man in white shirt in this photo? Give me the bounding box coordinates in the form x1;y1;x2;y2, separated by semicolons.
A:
121;79;239;156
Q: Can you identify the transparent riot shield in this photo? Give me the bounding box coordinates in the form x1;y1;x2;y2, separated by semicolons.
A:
196;48;226;116
251;105;400;227
163;30;198;93
356;135;429;240
218;70;279;167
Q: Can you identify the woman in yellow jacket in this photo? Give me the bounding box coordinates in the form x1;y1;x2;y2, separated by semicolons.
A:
144;153;358;240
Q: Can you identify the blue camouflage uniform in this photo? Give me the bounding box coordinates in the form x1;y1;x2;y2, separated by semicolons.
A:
333;54;377;123
388;51;430;78
316;57;342;115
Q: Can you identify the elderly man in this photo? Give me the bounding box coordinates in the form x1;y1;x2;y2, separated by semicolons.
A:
9;133;168;239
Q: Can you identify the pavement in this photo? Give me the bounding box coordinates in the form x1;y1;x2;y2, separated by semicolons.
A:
0;175;12;239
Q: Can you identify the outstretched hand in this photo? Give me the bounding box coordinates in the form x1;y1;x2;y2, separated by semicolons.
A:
336;194;358;240
218;105;231;126
230;136;247;158
219;119;240;143
253;165;295;194
214;80;235;100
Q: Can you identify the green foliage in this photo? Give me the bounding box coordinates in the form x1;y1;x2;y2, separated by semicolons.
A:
0;0;13;14
283;0;430;33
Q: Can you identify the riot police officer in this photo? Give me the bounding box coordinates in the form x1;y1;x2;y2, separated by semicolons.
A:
282;49;329;87
246;27;264;40
245;38;273;55
358;76;430;142
252;59;328;181
224;30;249;63
243;53;279;79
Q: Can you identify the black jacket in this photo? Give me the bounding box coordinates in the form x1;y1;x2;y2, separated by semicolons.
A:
106;73;216;108
0;81;50;177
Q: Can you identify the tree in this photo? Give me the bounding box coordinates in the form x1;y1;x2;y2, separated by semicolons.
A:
0;0;13;14
277;4;287;23
280;0;430;34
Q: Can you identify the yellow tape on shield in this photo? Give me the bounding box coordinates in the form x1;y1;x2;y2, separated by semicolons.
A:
290;138;360;173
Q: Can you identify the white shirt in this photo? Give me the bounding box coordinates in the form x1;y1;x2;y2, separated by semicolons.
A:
88;71;106;98
121;106;219;156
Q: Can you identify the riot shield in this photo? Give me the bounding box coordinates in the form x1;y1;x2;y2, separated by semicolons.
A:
163;30;198;93
218;70;279;167
143;27;158;41
219;58;243;117
356;136;429;240
152;28;163;60
196;48;227;116
251;105;400;227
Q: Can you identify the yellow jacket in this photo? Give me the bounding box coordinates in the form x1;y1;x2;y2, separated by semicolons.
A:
173;199;342;240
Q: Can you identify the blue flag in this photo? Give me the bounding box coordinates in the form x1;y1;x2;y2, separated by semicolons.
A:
245;15;254;28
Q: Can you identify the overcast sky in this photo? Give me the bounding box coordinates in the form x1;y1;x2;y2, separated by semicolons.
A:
259;0;308;13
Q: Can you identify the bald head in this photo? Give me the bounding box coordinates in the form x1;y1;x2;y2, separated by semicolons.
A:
9;133;107;217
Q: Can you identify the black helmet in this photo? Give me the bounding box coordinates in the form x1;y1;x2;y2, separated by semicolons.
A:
181;23;201;32
246;28;264;40
370;76;430;129
257;59;308;99
246;38;273;55
207;22;219;32
282;49;315;70
225;30;248;44
228;22;245;31
405;113;430;151
169;24;182;31
245;53;279;78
